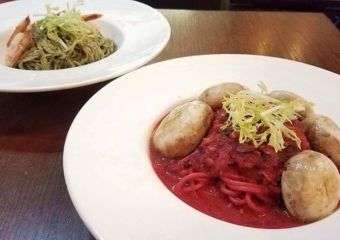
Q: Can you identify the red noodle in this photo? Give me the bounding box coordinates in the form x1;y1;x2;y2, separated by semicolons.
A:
245;193;267;212
229;195;246;206
219;182;239;197
174;172;209;192
151;109;309;228
221;177;269;195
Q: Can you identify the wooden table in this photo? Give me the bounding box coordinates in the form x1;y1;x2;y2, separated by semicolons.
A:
0;9;339;240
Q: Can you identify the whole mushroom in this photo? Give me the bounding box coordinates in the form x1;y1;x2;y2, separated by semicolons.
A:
153;100;213;158
282;150;340;222
268;90;313;118
199;82;246;109
307;115;340;168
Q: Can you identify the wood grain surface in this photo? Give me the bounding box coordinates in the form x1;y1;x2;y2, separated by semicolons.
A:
0;7;339;240
152;10;340;72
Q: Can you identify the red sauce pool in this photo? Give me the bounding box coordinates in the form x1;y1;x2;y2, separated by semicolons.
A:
150;109;310;229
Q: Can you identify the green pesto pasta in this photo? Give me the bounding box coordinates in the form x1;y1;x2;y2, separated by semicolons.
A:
16;9;116;70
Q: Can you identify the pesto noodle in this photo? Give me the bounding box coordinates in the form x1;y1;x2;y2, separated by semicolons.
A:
16;9;116;70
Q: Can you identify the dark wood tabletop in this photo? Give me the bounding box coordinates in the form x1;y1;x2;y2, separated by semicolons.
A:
0;8;339;240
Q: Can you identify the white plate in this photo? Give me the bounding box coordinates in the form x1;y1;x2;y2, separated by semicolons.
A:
64;55;340;240
0;0;170;92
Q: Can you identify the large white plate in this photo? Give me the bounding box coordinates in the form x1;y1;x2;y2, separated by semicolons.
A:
64;55;340;240
0;0;170;92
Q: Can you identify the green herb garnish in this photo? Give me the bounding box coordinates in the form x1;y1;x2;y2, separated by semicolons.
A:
222;84;308;152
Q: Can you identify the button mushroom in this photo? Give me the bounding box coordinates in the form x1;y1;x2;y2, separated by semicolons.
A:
282;150;340;222
199;82;246;109
306;115;340;167
268;90;303;102
153;100;213;158
268;90;313;118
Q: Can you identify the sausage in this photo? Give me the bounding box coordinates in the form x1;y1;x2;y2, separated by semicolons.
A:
281;150;340;222
152;100;213;158
199;82;246;109
307;115;340;167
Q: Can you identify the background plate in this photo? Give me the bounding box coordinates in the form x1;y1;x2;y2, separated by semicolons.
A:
0;0;170;92
64;55;340;240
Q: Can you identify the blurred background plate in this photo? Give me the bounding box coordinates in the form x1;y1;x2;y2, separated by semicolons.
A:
0;0;170;92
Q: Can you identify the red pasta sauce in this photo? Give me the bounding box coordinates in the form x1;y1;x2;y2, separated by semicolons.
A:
150;109;310;228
